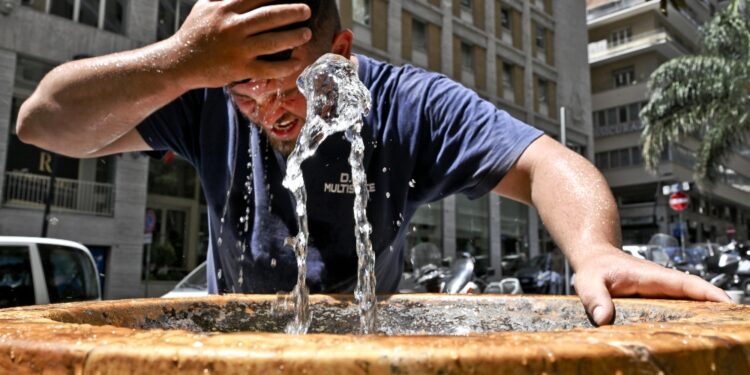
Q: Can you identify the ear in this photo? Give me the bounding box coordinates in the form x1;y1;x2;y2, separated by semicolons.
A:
330;29;354;57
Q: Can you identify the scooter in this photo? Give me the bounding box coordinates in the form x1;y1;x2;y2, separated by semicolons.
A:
729;241;750;295
703;245;741;289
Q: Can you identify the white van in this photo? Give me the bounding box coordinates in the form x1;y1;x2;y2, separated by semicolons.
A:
0;236;101;308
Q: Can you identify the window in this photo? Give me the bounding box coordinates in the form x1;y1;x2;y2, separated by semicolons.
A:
595;147;644;170
405;202;443;271
38;244;99;303
22;0;127;34
609;28;632;46
502;63;514;100
148;156;197;199
595;152;609;169
613;67;635;88
353;0;371;26
537;78;548;105
412;18;427;53
500;197;530;269
618;106;628;123
0;246;35;308
501;8;511;31
457;195;491;275
535;24;546;51
461;42;473;71
158;0;195;40
461;0;472;10
631;147;642;165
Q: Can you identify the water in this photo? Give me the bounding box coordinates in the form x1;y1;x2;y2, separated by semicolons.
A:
282;53;374;334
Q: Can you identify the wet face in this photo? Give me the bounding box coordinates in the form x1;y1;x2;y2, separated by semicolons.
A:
228;33;343;156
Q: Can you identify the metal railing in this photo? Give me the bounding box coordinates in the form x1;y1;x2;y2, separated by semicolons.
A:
588;29;690;62
3;171;115;216
587;0;646;22
595;120;644;137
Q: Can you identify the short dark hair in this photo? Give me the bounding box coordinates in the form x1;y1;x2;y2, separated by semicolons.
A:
274;0;341;41
258;1;341;61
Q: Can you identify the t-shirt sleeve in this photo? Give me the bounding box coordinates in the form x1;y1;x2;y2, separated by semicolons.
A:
135;89;205;164
403;70;544;201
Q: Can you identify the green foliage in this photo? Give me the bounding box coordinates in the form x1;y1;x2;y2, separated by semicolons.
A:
640;0;750;186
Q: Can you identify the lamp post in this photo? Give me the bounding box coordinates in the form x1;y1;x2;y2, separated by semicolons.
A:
560;106;571;296
40;153;58;237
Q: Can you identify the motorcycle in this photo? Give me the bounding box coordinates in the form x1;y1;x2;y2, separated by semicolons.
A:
514;252;564;295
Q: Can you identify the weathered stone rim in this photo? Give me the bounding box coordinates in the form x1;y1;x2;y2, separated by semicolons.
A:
1;295;749;374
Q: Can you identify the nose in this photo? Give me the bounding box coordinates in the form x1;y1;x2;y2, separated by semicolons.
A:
257;96;286;127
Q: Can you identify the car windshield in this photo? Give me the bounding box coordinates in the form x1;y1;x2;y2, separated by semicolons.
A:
38;244;99;303
175;263;207;290
0;245;35;308
650;248;671;267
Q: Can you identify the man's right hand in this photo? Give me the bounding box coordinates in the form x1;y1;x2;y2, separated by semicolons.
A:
17;0;313;158
170;0;313;90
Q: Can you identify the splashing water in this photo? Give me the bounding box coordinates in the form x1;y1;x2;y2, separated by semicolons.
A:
282;53;374;334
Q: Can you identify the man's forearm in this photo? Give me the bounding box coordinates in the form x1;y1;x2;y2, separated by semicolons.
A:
16;38;187;157
16;0;314;158
528;140;622;269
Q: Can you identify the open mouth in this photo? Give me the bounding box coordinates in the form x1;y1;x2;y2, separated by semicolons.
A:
269;117;301;139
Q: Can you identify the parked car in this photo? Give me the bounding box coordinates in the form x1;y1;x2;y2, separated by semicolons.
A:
161;261;208;298
0;236;100;308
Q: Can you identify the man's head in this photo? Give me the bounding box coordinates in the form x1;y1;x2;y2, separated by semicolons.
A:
228;0;352;155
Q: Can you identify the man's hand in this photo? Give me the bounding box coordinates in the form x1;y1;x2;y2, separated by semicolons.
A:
573;245;732;326
170;0;313;89
494;135;733;328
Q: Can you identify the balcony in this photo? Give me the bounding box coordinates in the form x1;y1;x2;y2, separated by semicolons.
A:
587;0;650;23
595;120;644;137
3;172;115;216
588;29;690;66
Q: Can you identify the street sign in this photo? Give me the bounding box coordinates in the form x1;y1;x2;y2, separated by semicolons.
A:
662;182;691;196
669;192;689;211
145;209;157;233
143;233;153;245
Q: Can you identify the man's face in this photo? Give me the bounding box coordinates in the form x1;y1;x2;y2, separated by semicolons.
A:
228;42;326;156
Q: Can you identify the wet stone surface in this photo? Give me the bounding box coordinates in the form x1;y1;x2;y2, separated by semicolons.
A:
131;298;693;335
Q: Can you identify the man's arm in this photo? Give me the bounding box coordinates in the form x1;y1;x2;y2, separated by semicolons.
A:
495;135;731;326
16;0;312;158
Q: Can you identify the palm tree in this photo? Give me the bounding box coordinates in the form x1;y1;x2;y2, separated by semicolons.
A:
640;0;749;186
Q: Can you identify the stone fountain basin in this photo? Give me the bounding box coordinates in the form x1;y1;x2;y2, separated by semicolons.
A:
1;295;749;374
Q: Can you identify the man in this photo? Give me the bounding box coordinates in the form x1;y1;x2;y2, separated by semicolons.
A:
16;0;730;326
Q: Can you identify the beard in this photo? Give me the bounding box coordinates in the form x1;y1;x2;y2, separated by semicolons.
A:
265;132;297;157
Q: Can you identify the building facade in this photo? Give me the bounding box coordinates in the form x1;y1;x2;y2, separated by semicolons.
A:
0;0;592;298
587;0;750;245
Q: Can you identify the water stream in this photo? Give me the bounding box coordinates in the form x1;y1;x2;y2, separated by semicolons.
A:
282;53;374;334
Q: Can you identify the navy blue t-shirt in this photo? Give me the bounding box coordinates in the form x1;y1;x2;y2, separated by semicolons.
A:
136;54;543;294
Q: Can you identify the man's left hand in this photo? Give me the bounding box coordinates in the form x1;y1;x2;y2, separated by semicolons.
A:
573;246;733;326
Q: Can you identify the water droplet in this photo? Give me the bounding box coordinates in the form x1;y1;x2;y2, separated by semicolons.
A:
382;167;387;173
217;237;223;246
386;192;391;198
396;220;401;227
271;258;277;268
217;269;222;280
409;179;416;188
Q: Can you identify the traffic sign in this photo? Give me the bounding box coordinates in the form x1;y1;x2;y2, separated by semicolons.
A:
669;192;689;211
145;209;157;233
